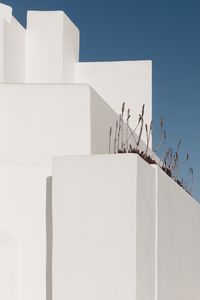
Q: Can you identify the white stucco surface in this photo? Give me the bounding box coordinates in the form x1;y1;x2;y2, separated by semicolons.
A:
0;83;125;164
26;11;79;83
77;61;152;131
3;17;26;83
0;4;152;132
136;156;156;300
53;154;200;300
0;20;3;82
0;164;51;300
0;3;12;23
0;4;199;300
52;154;155;300
0;4;26;83
0;230;17;300
155;166;200;300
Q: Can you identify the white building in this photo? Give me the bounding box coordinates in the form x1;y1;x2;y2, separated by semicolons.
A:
0;3;200;300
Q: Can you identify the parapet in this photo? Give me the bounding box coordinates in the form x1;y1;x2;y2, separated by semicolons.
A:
0;4;80;83
0;3;152;130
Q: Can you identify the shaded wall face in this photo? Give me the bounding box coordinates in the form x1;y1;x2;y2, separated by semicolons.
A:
77;61;152;139
156;167;200;300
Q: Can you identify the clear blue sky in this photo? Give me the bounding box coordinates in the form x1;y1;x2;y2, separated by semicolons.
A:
2;0;200;200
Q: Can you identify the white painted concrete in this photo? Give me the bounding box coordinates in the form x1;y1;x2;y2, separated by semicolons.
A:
0;80;141;300
0;4;199;300
0;164;51;300
0;230;18;300
0;19;3;82
155;166;200;300
62;13;80;82
0;80;149;300
0;83;124;164
52;154;200;300
77;61;152;132
0;4;26;83
3;17;26;83
0;4;152;132
136;156;156;300
90;87;126;154
26;11;79;83
90;87;151;156
52;154;156;300
0;3;12;23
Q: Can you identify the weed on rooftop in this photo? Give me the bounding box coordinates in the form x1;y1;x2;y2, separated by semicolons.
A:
109;102;193;196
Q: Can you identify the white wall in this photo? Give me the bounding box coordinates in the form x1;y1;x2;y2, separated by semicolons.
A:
63;13;80;82
52;154;155;300
156;166;200;300
3;17;26;82
0;230;18;300
0;80;151;300
90;87;121;154
4;5;200;300
136;156;156;300
77;61;152;133
0;4;152;138
0;12;26;83
0;84;90;164
0;83;142;164
52;153;200;300
0;3;12;23
0;82;135;300
0;20;3;82
90;87;151;155
0;164;51;300
26;11;79;83
0;83;92;163
0;3;12;82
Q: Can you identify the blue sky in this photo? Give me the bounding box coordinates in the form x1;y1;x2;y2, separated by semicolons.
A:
2;0;200;200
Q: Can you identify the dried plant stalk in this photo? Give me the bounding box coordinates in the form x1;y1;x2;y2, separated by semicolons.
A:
117;114;122;152
121;102;125;150
114;120;118;154
109;127;112;154
136;104;145;149
126;108;131;152
145;120;153;156
110;102;194;196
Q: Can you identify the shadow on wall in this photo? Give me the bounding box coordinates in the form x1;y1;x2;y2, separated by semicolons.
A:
46;177;53;300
